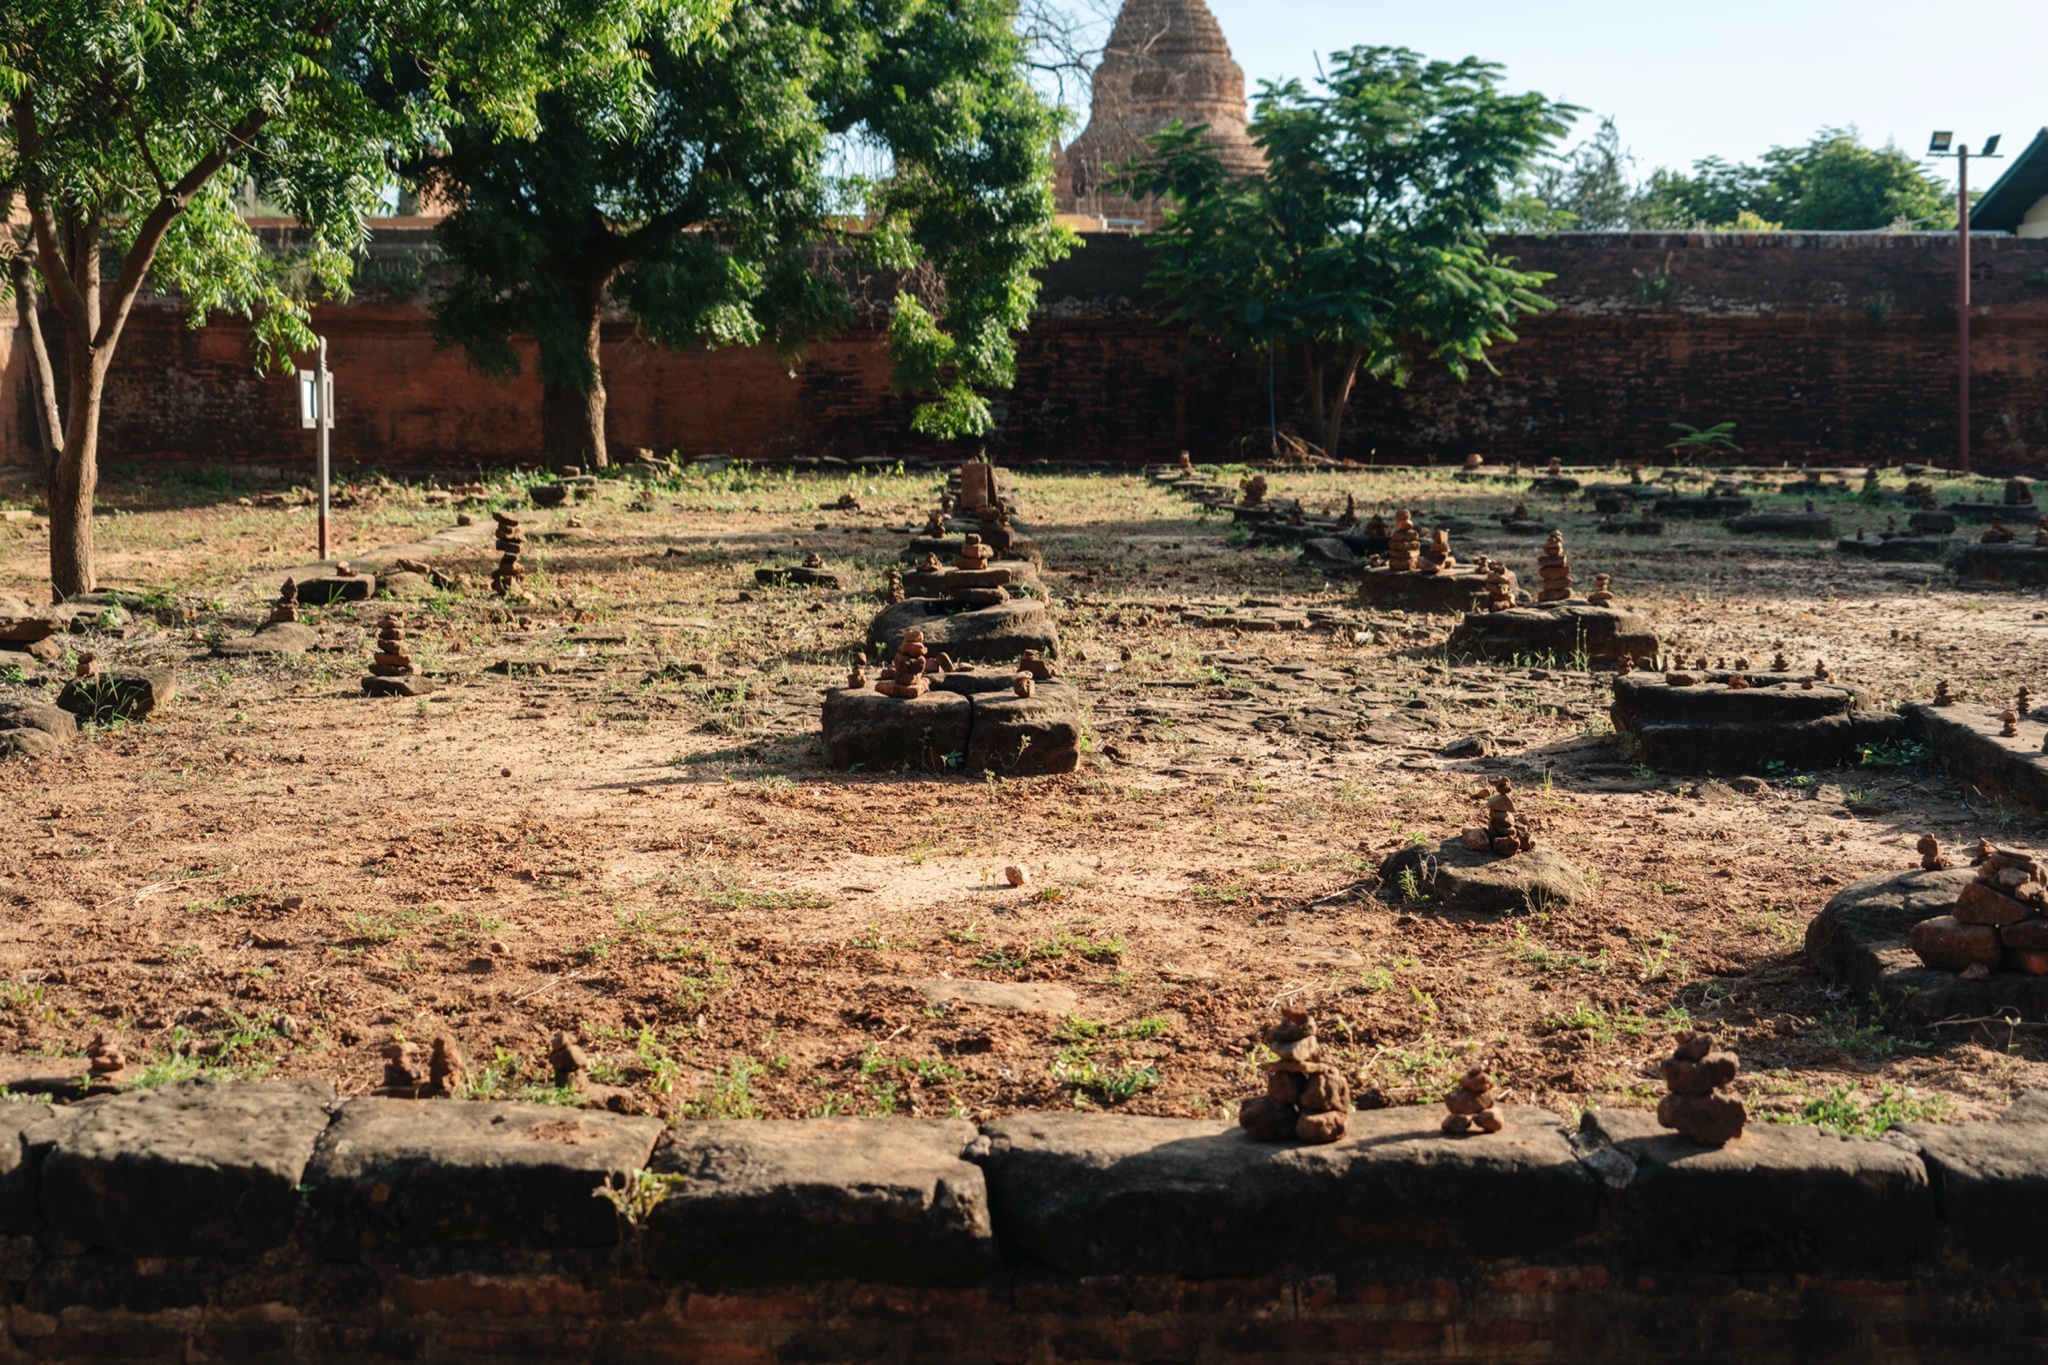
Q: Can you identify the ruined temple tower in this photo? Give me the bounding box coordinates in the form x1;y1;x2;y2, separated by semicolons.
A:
1053;0;1264;227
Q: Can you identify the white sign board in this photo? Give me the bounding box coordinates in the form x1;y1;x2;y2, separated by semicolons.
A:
297;370;334;430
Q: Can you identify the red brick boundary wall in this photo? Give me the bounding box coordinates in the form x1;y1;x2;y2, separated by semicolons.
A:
5;230;2048;473
3;1079;2047;1362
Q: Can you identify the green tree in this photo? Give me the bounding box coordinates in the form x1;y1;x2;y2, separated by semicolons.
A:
419;0;1070;469
1121;47;1573;459
1633;128;1948;230
1;0;671;597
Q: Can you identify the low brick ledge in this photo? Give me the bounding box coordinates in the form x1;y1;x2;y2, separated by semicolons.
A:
0;1080;2046;1362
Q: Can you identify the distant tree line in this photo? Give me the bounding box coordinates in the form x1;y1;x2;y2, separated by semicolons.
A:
1513;120;1956;232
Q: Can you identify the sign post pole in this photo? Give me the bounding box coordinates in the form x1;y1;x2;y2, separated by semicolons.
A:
316;336;332;560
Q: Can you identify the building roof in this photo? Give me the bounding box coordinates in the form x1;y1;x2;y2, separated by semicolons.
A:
1972;128;2048;232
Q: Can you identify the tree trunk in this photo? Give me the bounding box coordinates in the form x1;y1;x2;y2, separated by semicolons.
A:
1300;341;1328;453
540;291;608;469
7;253;63;490
48;350;105;600
1321;348;1366;463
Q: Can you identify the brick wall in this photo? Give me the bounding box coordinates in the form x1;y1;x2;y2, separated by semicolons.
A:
7;230;2048;473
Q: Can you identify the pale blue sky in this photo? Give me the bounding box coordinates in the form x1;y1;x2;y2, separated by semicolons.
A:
1062;0;2048;191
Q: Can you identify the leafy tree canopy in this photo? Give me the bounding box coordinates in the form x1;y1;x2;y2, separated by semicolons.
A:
419;0;1072;466
1120;45;1573;459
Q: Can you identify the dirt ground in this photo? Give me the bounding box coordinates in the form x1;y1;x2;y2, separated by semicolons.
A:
0;458;2042;1133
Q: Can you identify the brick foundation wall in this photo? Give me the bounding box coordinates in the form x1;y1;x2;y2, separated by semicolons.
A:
7;230;2048;473
3;1080;2048;1363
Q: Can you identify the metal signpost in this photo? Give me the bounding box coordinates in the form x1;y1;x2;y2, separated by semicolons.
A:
298;338;334;560
1928;131;2002;474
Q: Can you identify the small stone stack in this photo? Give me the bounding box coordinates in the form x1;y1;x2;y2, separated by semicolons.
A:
1016;649;1059;682
1240;474;1269;507
884;568;905;604
369;614;414;677
1586;573;1614;606
1386;510;1422;571
267;579;300;626
87;1032;128;1087
956;534;994;570
1421;528;1454;572
1462;453;1484;472
1919;834;1950;871
847;653;869;689
1984;516;2016;545
1483;777;1534;856
1933;680;1955;706
1536;530;1572;602
1440;1068;1503;1135
874;629;935;698
1910;841;2048;979
1546;457;1562;477
1482;561;1516;612
491;513;526;595
1177;450;1195;475
1238;1006;1350;1145
1656;1031;1746;1145
1339;494;1359;528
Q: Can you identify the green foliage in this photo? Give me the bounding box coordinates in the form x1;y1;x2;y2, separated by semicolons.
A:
1121;46;1573;458
424;0;1072;453
1635;128;1951;230
1665;421;1741;457
1772;1084;1950;1137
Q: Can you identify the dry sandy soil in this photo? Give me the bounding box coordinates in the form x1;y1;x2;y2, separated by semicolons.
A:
0;458;2041;1134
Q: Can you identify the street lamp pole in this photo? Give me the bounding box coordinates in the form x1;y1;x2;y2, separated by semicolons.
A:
1929;131;2001;473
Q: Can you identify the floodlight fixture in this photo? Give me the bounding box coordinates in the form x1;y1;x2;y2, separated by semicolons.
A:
1983;133;2002;156
1929;130;1954;155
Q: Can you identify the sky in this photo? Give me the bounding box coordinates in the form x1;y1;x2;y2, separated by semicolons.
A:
1058;0;2048;193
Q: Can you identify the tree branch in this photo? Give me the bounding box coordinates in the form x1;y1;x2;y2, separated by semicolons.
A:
7;93;91;328
95;105;273;352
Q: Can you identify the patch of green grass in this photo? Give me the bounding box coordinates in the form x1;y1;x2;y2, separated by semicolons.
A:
681;1056;766;1118
459;1047;584;1106
1772;1084;1950;1137
1857;738;1928;769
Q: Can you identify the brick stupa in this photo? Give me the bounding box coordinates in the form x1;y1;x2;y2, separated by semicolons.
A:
1052;0;1264;226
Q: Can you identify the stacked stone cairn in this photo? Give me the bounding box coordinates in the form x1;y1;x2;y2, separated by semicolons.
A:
491;513;526;595
884;568;905;604
1481;561;1516;612
267;578;300;625
369;614;414;677
88;1032;129;1087
1385;510;1422;571
957;534;995;571
874;629;937;698
1536;530;1572;601
1910;840;2048;980
1440;1068;1504;1135
1237;1006;1351;1145
1657;1031;1746;1144
1422;528;1454;571
1240;474;1269;507
1461;777;1534;857
1586;573;1615;606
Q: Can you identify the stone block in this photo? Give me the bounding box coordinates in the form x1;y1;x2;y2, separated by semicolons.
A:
1955;545;2048;586
1905;702;2048;812
295;577;375;606
1376;840;1588;913
1447;603;1658;670
1579;1107;1933;1272
1356;567;1492;614
0;1102;65;1234
978;1107;1596;1276
643;1118;996;1287
0;728;61;758
821;688;972;771
56;666;177;724
1835;534;1953;562
42;1078;335;1256
1806;867;2048;1023
306;1097;663;1257
868;599;1058;664
1722;512;1835;537
965;684;1082;775
1904;1096;2048;1267
1611;673;1904;773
